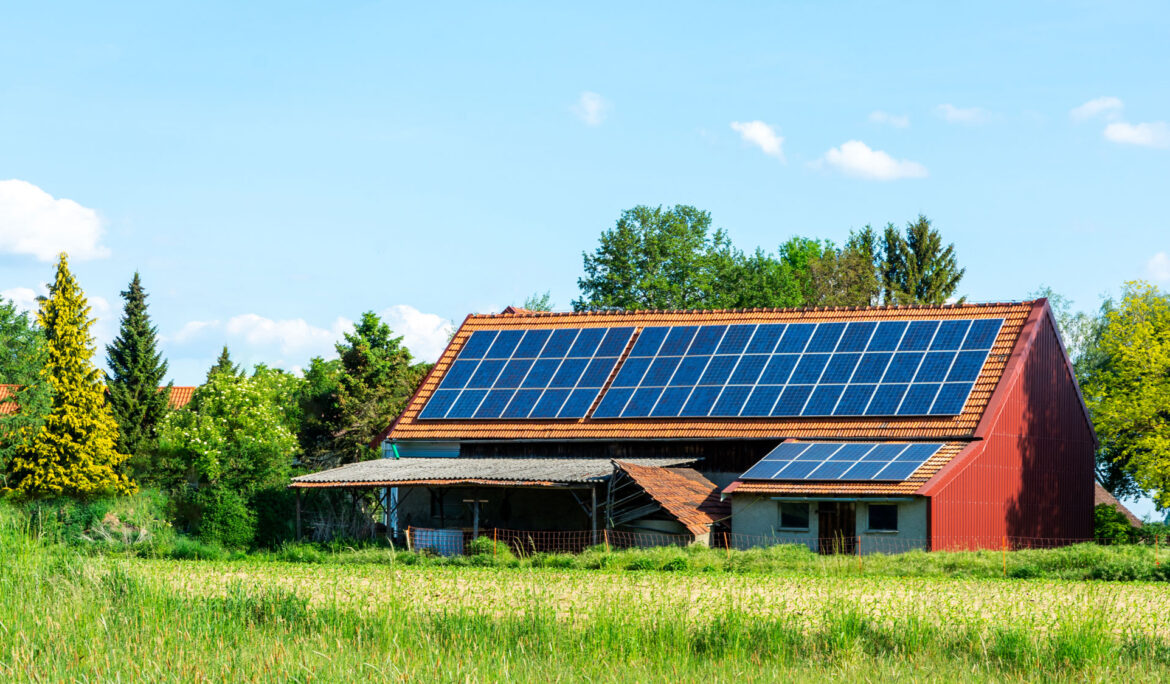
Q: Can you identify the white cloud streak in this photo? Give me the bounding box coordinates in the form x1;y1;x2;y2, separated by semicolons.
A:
868;111;909;128
1104;121;1170;149
378;304;455;363
224;314;353;359
730;120;785;160
1;286;40;314
0;180;110;261
572;91;611;126
1070;96;1124;121
1149;252;1170;282
820;140;928;181
936;104;991;125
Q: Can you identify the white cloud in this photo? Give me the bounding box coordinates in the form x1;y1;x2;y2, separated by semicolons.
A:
869;111;909;128
1070;96;1124;121
379;304;454;363
936;104;991;125
1149;252;1170;282
225;314;353;359
820;140;928;181
165;319;221;343
0;179;110;261
730;120;785;160
1104;121;1170;149
1;286;40;313
572;91;611;126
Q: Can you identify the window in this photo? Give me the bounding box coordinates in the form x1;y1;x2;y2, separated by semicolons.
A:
868;504;898;532
779;502;810;530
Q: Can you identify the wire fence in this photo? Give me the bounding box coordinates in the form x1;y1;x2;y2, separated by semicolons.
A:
404;526;1168;558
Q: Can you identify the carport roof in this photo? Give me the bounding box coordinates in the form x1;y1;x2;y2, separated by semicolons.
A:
289;456;698;488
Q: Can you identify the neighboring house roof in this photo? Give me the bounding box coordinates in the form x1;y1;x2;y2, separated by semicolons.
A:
0;385;196;415
289;456;698;488
1094;482;1142;527
724;441;969;497
613;460;729;536
382;301;1036;443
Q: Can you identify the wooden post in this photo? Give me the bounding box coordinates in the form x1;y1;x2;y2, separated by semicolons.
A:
493;527;498;556
856;535;862;571
406;526;413;552
591;486;598;546
724;531;731;559
294;488;304;542
1002;535;1007;577
603;527;610;553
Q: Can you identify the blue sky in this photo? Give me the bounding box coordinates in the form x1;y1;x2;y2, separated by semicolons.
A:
2;2;1168;512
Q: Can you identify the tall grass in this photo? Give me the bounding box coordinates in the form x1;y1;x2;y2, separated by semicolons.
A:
3;504;1170;681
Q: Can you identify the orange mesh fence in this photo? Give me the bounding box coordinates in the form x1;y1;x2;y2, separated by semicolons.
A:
403;526;1155;558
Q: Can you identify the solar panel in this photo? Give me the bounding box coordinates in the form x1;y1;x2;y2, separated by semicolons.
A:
739;442;945;481
603;318;1002;418
418;326;634;419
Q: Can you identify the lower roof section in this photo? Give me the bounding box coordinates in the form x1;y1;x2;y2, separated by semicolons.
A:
725;441;969;497
289;456;698;489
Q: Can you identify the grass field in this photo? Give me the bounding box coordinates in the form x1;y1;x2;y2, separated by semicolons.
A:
4;510;1170;681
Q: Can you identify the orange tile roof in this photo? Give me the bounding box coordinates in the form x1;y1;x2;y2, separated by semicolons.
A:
383;301;1038;443
0;385;196;414
615;461;730;535
724;441;970;497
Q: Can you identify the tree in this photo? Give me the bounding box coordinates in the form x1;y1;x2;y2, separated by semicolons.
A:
105;272;172;471
521;291;554;312
881;216;965;305
155;370;299;493
206;346;241;381
299;312;431;468
4;254;134;498
574;205;736;310
1081;281;1170;507
0;297;50;487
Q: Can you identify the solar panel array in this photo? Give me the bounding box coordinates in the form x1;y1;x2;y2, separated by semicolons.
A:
417;318;1004;420
739;442;944;481
592;319;1003;418
418;327;634;420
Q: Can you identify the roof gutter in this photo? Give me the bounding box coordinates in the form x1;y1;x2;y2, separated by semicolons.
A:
768;496;916;503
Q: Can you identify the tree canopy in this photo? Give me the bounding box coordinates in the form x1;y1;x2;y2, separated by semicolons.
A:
4;254;134;498
0;296;50;487
574;206;963;312
105;272;172;471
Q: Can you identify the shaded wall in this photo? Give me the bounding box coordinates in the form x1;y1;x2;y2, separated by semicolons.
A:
926;310;1095;548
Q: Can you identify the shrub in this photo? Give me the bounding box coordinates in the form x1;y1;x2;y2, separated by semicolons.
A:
466;535;514;559
177;488;257;549
251;485;298;549
1095;503;1136;544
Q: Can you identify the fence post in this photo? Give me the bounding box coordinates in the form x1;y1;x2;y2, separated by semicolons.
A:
1002;535;1007;578
724;531;731;560
406;526;413;552
603;528;610;553
856;535;862;572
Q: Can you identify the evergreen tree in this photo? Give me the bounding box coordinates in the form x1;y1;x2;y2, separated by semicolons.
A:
881;215;965;305
105;272;172;468
0;297;50;488
206;346;241;381
4;254;135;498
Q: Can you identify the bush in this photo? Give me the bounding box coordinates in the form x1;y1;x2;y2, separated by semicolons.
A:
466;535;514;559
176;488;257;549
251;486;298;549
1095;504;1136;544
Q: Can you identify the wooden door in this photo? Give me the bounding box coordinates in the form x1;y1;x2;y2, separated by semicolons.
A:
818;502;857;554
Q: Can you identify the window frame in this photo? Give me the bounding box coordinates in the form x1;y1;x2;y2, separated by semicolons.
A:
866;503;898;533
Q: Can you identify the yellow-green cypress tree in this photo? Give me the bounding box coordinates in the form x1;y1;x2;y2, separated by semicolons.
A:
5;254;135;498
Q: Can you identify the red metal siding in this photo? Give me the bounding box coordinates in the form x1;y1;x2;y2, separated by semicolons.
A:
922;304;1096;549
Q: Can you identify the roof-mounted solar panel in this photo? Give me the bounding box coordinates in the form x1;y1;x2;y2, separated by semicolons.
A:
739;441;944;482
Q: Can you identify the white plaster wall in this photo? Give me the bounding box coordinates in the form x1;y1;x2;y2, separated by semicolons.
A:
858;498;928;554
730;495;818;552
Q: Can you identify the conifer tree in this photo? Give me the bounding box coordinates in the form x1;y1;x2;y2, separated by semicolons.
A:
206;346;241;381
105;272;172;468
881;215;965;305
5;254;135;498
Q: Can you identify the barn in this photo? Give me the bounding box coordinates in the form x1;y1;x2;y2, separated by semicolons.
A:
291;299;1096;552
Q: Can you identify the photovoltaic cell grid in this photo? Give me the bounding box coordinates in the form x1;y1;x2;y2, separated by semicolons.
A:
591;318;1004;419
739;442;945;481
418;327;635;419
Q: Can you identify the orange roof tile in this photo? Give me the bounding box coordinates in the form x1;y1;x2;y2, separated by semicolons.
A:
615;461;729;535
724;441;969;497
167;386;196;409
383;302;1037;443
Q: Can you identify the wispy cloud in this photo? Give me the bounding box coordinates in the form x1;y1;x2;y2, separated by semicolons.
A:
1149;252;1170;282
868;111;909;128
820;140;927;181
165;319;221;344
572;91;611;126
0;286;41;313
1070;96;1124;121
936;104;991;125
224;314;353;359
0;179;110;262
1104;121;1170;149
730;120;785;160
378;304;455;363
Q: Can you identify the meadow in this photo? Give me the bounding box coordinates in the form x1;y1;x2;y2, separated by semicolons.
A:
4;507;1170;682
